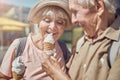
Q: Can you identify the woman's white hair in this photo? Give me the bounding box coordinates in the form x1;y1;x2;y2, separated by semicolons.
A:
78;0;118;14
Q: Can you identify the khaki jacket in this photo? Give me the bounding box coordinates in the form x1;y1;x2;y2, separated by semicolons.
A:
67;16;120;80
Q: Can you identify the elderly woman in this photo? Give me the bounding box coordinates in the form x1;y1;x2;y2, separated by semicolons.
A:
40;0;120;80
0;0;72;80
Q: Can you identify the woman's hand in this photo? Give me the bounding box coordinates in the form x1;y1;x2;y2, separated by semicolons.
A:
0;71;11;80
40;52;71;80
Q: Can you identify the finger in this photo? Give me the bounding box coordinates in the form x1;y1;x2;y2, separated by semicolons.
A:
50;56;57;62
39;52;50;64
58;57;62;62
61;66;65;71
54;52;57;57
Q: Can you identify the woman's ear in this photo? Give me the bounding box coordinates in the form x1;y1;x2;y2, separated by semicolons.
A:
95;0;105;16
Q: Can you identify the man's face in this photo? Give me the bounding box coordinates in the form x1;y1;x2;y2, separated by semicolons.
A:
69;0;98;38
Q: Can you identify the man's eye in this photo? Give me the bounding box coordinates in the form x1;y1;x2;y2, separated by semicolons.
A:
44;18;51;23
71;10;77;16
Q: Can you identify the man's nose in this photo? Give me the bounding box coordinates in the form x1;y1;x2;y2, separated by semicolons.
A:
71;14;78;24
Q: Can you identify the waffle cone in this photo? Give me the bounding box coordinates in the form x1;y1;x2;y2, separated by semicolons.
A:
12;71;24;80
44;42;55;51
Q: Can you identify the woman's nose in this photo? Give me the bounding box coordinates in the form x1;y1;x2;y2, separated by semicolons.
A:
49;22;57;30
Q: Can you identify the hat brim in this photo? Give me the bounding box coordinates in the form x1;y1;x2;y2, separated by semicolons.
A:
28;0;73;30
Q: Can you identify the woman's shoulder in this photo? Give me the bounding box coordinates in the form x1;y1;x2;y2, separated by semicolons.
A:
9;38;20;49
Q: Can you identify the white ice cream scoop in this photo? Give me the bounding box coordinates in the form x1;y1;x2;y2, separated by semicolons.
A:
44;33;55;44
43;33;56;55
12;56;26;74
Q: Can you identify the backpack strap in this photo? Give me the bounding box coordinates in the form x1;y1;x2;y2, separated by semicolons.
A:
58;40;71;64
15;37;27;58
107;36;120;68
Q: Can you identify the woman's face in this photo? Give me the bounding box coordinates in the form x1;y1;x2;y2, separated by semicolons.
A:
69;0;98;38
38;10;66;41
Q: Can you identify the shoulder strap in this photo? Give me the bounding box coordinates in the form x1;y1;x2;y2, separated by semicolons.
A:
108;37;120;68
58;40;71;64
15;37;27;58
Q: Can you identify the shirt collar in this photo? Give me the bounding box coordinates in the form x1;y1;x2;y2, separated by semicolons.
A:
84;16;120;43
104;15;120;41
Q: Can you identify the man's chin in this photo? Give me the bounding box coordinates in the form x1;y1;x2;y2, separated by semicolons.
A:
86;34;97;39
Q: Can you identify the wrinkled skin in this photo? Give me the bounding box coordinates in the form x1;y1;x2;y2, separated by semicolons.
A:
40;52;71;80
40;0;116;80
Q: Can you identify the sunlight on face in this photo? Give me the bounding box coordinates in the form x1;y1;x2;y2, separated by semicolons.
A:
42;8;68;24
38;6;69;41
69;0;99;38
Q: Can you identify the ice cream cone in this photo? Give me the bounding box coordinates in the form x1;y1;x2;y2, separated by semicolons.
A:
43;33;55;55
12;56;26;80
43;42;55;51
12;71;23;80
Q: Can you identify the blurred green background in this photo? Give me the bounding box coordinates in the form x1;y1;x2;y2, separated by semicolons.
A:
60;27;84;49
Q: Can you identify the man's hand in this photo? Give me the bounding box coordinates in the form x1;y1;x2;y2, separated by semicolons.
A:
40;52;71;80
40;52;60;75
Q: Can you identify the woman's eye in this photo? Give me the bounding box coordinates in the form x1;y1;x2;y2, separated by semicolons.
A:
44;18;51;23
57;20;65;26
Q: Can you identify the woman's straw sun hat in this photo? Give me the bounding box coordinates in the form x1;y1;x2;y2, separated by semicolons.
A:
28;0;72;30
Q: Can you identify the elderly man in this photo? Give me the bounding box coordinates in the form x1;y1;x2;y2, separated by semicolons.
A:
41;0;120;80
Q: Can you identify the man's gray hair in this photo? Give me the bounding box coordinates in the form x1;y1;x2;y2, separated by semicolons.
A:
78;0;118;14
